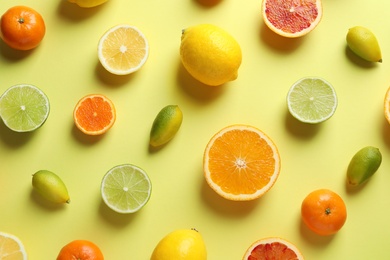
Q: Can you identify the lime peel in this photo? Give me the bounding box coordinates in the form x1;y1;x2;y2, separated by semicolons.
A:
150;105;183;147
347;146;382;186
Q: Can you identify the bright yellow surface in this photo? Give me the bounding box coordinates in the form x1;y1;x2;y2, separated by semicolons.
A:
1;0;390;259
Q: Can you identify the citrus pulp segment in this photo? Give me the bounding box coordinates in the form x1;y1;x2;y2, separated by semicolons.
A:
101;164;152;214
242;237;304;260
203;125;281;201
73;94;116;135
287;77;337;124
262;0;322;38
0;84;50;132
98;24;149;75
0;232;27;260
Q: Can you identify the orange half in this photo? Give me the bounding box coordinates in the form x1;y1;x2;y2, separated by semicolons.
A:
73;94;116;135
203;125;281;201
262;0;322;38
243;237;304;260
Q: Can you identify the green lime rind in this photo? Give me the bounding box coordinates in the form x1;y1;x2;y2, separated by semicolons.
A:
0;84;50;132
347;146;382;186
346;26;382;63
150;105;183;147
32;170;70;204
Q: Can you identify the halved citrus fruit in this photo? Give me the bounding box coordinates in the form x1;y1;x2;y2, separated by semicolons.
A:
97;24;149;75
73;94;116;135
384;86;390;124
243;237;304;260
101;164;152;214
287;77;337;124
0;84;50;132
0;232;28;259
262;0;322;38
203;125;281;201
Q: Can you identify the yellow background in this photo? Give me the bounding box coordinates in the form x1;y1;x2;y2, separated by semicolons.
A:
1;0;390;259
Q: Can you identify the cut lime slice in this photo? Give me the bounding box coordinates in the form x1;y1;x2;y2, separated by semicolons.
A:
101;164;152;214
0;84;50;132
287;77;337;124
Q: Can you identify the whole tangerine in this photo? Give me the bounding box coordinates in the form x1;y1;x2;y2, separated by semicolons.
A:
0;5;46;50
56;240;104;260
301;189;347;236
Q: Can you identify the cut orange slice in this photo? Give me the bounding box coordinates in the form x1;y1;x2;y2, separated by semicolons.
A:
243;237;304;260
73;94;116;135
262;0;322;38
97;24;149;75
384;86;390;124
203;125;281;201
0;232;27;259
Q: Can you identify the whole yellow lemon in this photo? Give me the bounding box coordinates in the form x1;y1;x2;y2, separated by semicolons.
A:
68;0;107;8
180;24;242;86
151;228;207;260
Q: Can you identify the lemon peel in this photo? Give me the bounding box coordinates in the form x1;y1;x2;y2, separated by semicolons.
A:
346;26;382;63
180;24;242;86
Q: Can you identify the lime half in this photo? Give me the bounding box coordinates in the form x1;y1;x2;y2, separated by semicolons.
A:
0;84;50;132
101;164;152;214
287;77;337;124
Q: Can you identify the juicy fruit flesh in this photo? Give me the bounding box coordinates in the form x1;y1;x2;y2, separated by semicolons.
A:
98;25;149;75
101;164;152;214
0;84;50;132
150;105;183;147
74;95;116;135
32;170;70;204
247;242;299;259
151;229;207;260
180;24;242;86
204;125;281;201
265;0;319;33
346;26;382;62
347;146;382;186
0;232;27;260
287;77;337;124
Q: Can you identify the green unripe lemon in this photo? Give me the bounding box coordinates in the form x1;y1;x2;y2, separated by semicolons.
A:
151;228;207;260
150;105;183;147
347;146;382;186
346;26;382;63
32;170;70;203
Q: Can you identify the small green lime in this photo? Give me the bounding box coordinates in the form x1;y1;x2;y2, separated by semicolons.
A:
150;105;183;147
346;26;382;63
347;146;382;186
32;170;70;204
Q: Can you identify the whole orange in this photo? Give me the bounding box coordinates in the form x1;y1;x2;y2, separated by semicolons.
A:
301;189;347;236
56;240;104;260
0;5;45;50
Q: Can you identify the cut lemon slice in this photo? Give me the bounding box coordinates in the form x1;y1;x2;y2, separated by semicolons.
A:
101;164;152;214
97;24;149;75
0;232;28;259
